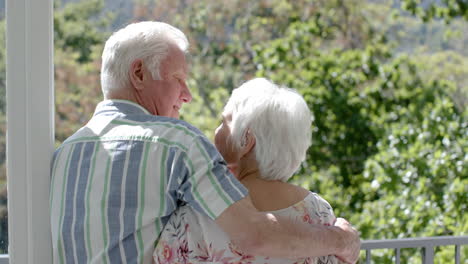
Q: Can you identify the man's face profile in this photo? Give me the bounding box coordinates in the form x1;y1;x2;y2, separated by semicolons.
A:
141;46;192;118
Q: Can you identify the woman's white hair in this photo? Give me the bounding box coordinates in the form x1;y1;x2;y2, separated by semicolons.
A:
100;21;189;98
224;78;313;182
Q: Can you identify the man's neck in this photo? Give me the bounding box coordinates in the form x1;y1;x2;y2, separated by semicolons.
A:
106;90;137;104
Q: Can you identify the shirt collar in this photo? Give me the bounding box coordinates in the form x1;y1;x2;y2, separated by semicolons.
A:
93;99;151;117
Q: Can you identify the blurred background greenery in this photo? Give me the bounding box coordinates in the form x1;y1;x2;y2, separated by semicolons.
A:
0;0;466;262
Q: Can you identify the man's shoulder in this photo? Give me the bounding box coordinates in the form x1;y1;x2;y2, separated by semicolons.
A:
123;113;205;138
53;112;214;158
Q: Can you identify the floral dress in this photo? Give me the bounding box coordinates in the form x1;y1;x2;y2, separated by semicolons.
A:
153;192;343;264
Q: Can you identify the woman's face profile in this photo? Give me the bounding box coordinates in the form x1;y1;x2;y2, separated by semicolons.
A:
214;113;239;166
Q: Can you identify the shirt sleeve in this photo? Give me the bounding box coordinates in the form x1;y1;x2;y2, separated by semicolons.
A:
305;193;342;264
178;135;248;220
311;193;337;226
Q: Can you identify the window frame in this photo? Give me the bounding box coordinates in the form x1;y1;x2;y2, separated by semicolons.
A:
5;0;54;263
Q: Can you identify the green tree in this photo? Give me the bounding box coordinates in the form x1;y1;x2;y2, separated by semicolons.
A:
1;0;467;260
53;0;112;144
134;0;468;262
54;0;112;63
249;5;467;263
401;0;468;22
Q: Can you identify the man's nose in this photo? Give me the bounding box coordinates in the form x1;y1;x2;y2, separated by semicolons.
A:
181;83;192;103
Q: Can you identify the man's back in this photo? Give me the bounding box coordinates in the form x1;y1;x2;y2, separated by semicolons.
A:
50;100;247;263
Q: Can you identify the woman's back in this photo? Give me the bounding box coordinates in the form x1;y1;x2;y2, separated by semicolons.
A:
154;78;345;263
153;182;342;264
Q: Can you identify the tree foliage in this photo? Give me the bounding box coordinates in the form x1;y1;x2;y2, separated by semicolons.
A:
53;0;111;144
54;0;112;63
401;0;468;22
0;0;466;261
133;1;467;262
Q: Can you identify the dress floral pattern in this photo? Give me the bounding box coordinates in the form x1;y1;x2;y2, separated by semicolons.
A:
154;192;343;264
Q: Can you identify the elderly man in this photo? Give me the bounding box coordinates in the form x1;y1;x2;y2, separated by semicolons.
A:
50;21;360;264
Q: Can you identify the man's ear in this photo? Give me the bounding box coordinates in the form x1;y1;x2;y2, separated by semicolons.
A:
240;130;255;157
129;59;145;90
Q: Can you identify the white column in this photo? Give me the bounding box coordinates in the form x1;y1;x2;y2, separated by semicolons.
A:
6;0;54;262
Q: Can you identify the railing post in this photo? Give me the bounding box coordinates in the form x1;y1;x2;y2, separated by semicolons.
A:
365;249;371;264
422;247;434;264
394;248;400;264
455;245;460;264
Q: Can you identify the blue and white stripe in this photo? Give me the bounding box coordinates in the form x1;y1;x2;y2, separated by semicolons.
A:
50;99;248;264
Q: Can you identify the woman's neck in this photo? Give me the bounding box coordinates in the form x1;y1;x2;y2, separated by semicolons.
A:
230;152;259;181
239;171;264;190
233;160;309;212
230;157;267;193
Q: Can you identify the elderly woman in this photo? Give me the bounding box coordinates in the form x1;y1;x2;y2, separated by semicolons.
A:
154;78;343;264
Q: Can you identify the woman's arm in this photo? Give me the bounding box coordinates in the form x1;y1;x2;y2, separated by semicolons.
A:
215;196;360;264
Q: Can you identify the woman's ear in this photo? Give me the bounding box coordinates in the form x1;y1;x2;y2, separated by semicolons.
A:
240;130;255;157
129;59;145;91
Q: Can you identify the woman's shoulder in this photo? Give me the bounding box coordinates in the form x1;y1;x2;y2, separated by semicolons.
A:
304;192;334;212
256;182;309;211
281;183;333;211
286;183;311;196
266;184;336;225
299;192;336;225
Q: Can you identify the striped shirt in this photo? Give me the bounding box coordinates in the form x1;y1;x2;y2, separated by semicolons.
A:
50;99;248;264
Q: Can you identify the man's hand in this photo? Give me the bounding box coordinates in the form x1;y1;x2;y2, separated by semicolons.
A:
217;197;362;260
334;217;361;264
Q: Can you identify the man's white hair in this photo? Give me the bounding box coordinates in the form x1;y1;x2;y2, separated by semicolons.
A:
100;21;189;98
224;78;313;182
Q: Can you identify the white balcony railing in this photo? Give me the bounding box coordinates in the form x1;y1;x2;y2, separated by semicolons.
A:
0;236;466;264
361;236;468;264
